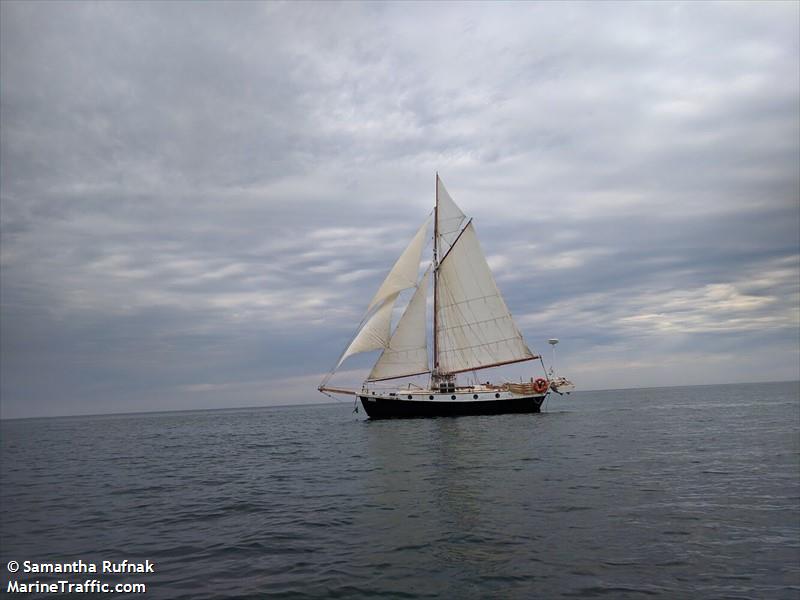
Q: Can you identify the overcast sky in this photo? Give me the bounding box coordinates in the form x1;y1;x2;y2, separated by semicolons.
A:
1;1;798;418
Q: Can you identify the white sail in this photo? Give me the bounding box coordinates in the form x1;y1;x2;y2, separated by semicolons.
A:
320;174;567;408
367;215;431;312
436;223;534;374
337;292;399;368
368;268;431;381
436;178;465;253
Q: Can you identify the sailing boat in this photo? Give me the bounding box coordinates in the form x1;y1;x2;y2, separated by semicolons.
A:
319;175;573;418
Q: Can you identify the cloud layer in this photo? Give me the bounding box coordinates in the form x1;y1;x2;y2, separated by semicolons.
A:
2;1;798;417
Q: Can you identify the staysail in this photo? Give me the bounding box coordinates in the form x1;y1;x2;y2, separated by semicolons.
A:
332;216;429;371
435;222;535;374
368;268;431;381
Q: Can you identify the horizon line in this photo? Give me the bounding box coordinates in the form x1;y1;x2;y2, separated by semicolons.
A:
1;379;797;422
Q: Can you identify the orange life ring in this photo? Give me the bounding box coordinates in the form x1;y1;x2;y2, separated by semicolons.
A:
533;378;549;394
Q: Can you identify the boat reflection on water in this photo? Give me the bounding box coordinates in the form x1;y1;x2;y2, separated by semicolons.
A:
358;414;549;581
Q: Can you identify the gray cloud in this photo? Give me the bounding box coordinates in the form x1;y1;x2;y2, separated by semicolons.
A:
1;1;798;417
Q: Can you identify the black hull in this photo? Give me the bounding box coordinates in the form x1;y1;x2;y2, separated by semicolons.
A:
359;395;545;419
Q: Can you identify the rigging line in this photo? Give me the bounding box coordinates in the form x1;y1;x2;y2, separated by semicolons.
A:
437;219;472;267
436;328;529;352
439;294;508;307
539;354;549;378
438;316;521;330
438;335;531;352
320;389;348;403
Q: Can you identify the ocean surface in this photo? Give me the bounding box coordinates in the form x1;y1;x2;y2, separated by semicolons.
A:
1;382;798;599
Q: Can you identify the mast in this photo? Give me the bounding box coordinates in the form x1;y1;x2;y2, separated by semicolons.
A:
433;172;439;374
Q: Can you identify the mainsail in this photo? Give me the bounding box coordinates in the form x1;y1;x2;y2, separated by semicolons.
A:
435;219;534;374
368;268;431;381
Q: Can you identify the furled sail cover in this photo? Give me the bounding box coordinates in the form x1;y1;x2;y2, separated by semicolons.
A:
368;268;431;381
367;216;431;312
436;223;534;373
337;292;399;368
436;178;466;254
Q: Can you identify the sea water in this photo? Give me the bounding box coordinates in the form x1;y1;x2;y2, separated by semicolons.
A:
1;382;798;599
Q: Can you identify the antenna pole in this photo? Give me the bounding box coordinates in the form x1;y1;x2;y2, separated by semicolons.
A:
547;338;559;377
433;172;439;375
